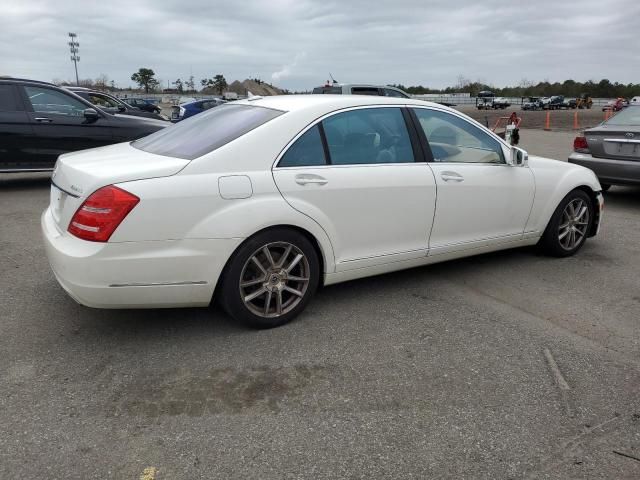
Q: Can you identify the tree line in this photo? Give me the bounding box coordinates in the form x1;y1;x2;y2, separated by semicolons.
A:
389;77;640;98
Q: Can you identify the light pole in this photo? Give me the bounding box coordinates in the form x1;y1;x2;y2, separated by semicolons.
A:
68;32;80;86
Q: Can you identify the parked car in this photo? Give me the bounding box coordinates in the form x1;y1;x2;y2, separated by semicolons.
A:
312;83;410;98
602;98;628;112
521;96;543;110
476;90;495;110
561;97;578;109
569;105;640;190
42;95;603;329
492;97;511;109
121;97;162;114
545;96;565;110
0;78;168;172
171;98;226;122
65;86;167;120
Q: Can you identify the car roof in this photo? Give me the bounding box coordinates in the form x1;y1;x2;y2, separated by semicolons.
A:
0;77;56;87
233;94;436;113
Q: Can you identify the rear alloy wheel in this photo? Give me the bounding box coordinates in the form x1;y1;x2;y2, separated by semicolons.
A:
540;190;593;257
220;229;319;328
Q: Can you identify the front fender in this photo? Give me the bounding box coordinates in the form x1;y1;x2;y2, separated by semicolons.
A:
525;156;601;234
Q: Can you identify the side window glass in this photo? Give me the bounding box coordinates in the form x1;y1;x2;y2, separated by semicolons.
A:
0;85;21;111
413;108;505;164
89;94;118;108
278;125;327;167
322;108;415;165
24;86;86;117
384;88;407;98
351;87;383;96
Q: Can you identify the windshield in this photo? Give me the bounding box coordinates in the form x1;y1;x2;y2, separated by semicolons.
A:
606;106;640;126
132;104;284;159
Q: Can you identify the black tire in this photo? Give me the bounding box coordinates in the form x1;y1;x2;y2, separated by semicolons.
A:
600;183;612;192
219;228;320;329
539;190;594;257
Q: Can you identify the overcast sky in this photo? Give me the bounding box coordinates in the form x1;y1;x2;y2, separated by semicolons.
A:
2;0;639;91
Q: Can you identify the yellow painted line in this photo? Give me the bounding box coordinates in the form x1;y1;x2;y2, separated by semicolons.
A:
140;466;157;480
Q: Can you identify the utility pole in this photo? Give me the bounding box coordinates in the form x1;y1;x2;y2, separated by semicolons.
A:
68;32;80;86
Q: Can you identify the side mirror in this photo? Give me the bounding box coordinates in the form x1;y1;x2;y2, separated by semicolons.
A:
509;146;528;167
83;108;100;121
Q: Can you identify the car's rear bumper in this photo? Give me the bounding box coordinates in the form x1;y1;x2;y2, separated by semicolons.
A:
568;152;640;186
41;207;242;309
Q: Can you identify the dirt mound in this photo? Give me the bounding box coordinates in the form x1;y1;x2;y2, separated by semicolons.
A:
227;79;284;96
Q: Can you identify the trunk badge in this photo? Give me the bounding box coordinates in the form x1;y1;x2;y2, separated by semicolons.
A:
626;132;635;138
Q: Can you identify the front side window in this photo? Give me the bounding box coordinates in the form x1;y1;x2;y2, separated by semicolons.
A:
322;107;415;165
413;108;505;164
24;86;86;117
278;125;326;167
133;104;283;160
88;93;120;109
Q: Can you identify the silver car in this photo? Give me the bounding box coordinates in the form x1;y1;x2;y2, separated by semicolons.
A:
569;106;640;190
312;83;410;98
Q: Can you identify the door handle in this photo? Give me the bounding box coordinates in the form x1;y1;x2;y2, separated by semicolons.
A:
34;117;52;123
295;174;328;186
441;171;464;182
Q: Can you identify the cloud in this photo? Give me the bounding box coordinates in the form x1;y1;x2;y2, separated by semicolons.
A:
271;52;306;84
0;0;638;91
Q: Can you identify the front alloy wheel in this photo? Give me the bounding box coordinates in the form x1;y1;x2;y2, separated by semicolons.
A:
220;229;319;328
540;189;593;257
557;198;590;251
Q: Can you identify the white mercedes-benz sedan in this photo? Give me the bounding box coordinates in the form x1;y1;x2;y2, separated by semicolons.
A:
42;95;604;328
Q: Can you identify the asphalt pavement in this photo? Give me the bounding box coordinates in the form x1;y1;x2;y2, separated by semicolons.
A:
1;138;639;478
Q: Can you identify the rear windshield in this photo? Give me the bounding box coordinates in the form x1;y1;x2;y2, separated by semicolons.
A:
133;104;284;159
606;106;640;126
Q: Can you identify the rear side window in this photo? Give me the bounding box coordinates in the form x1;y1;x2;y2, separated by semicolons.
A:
323;107;415;165
312;87;342;94
133;104;283;160
351;87;382;96
278;125;326;167
0;85;21;111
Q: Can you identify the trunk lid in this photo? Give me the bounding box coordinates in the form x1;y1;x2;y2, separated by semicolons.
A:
50;141;189;231
586;125;640;161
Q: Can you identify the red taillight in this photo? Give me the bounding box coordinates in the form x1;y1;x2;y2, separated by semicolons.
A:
68;185;139;242
573;136;590;153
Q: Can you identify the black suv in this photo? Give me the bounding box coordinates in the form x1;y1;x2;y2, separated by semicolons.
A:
65;87;167;121
0;78;168;172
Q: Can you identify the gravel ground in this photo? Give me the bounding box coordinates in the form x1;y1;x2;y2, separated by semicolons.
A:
457;105;608;132
1;135;639;479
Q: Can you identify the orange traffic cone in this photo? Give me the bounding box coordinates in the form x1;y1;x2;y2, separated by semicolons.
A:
573;111;579;130
544;111;551;131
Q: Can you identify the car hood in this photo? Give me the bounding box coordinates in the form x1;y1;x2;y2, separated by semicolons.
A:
112;114;169;128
